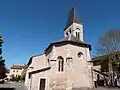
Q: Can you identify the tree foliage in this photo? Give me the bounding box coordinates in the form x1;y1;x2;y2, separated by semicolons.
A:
10;74;25;82
96;30;120;72
96;30;120;55
0;34;6;79
95;30;120;86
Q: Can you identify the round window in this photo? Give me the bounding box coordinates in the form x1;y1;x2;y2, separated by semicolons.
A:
78;52;83;59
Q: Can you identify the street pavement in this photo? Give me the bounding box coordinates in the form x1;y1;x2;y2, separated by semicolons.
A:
0;83;120;90
0;82;27;90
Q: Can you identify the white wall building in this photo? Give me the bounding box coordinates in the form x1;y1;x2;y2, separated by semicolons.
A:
25;8;94;90
9;65;25;78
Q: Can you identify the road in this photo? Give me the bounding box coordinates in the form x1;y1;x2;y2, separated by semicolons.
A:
0;82;27;90
0;83;120;90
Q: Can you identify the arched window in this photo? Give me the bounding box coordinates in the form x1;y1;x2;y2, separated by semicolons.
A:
78;32;80;39
76;32;80;39
57;56;64;72
76;32;77;38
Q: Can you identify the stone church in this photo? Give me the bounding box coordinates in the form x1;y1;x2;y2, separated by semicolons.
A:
25;8;94;90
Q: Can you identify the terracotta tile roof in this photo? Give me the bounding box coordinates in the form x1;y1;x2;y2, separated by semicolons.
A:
10;65;25;69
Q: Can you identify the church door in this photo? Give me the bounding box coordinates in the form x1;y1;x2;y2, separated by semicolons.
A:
39;78;46;90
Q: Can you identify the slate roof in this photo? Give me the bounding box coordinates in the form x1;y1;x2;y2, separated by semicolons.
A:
64;7;82;30
45;35;91;52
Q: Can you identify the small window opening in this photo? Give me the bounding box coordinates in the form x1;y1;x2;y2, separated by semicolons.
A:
78;52;83;58
76;32;77;38
69;30;71;33
66;32;68;36
78;32;80;39
29;73;31;79
58;56;64;72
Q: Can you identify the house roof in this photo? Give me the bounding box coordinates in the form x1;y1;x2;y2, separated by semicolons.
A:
94;69;108;77
92;51;120;61
10;65;25;69
64;7;82;30
92;55;105;61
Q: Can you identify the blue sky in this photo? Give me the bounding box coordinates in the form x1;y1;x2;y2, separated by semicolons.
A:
0;0;120;68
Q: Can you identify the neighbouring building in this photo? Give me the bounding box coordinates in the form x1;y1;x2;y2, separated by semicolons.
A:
92;52;120;86
9;65;25;78
25;8;94;90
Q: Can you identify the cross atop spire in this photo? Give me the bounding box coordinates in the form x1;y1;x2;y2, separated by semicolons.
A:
64;7;82;31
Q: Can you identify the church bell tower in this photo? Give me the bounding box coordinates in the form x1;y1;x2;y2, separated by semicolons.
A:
64;8;83;41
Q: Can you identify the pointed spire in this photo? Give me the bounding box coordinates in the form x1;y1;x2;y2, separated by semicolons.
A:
64;7;82;30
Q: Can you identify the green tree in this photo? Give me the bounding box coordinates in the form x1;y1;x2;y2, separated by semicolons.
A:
15;75;21;82
0;34;6;79
21;73;25;81
10;74;15;81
